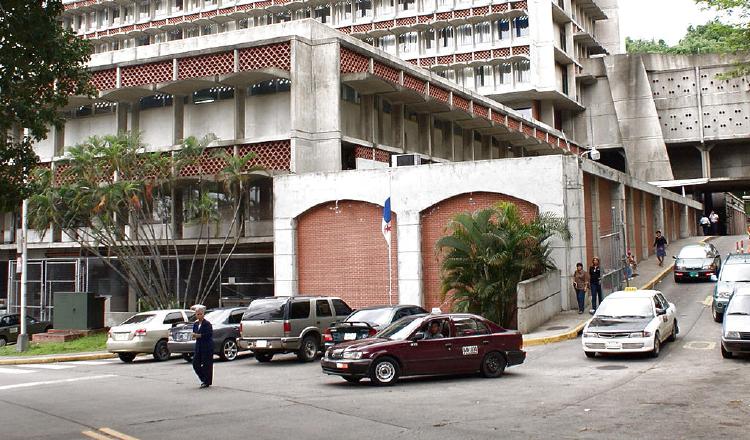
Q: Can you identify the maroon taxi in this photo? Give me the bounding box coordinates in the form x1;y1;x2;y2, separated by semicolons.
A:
321;313;525;385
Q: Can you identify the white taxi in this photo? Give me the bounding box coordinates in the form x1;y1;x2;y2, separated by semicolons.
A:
582;288;678;358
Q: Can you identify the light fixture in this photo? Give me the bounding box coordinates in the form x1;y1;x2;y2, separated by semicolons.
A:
580;147;601;161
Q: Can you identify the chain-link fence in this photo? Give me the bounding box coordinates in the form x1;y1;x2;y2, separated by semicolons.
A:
598;207;627;298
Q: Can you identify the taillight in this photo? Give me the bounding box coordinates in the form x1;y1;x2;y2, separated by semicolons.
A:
133;328;147;337
283;321;291;335
239;322;243;334
323;328;332;342
368;328;378;337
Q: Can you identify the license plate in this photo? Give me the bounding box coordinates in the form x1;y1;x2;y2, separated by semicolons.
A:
690;272;699;277
343;333;357;341
255;340;267;348
336;362;349;369
605;341;621;349
114;333;128;341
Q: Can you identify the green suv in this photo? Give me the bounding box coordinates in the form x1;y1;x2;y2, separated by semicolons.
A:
238;296;352;363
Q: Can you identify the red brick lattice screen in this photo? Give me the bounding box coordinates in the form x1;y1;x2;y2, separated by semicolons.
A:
238;140;291;171
178;147;232;177
340;48;369;73
238;43;291;71
90;69;117;91
120;61;172;88
373;62;399;83
403;74;426;94
177;51;234;79
353;146;391;163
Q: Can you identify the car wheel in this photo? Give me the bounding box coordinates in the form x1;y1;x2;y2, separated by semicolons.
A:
181;353;194;362
219;339;238;362
297;335;319;362
255;352;273;363
0;337;7;347
370;357;400;386
118;353;136;363
480;351;507;378
343;376;362;383
712;307;723;323
673;275;681;283
667;320;678;342
584;351;597;358
721;345;733;359
153;339;170;362
650;333;661;358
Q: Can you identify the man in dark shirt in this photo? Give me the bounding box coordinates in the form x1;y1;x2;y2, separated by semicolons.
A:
589;257;602;314
192;305;214;388
653;231;668;267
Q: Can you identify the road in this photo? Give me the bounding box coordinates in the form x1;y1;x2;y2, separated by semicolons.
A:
0;236;747;440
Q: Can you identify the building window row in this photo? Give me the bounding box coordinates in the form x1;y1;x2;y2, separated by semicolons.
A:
435;60;530;91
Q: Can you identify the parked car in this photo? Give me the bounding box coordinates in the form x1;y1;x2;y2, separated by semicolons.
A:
721;287;750;359
168;307;248;362
321;313;525;386
0;314;52;347
673;243;721;282
323;305;427;350
582;288;678;358
107;309;194;363
712;254;750;323
238;296;353;363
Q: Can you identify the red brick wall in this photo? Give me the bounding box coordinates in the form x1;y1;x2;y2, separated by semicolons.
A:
674;201;682;239
632;189;643;260
420;192;538;311
297;200;397;309
598;178;613;234
583;174;594;264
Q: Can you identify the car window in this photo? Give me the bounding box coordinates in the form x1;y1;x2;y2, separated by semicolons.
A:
290;300;311;320
652;297;661;311
184;311;195;322
348;308;393;326
332;299;352;316
656;293;669;310
678;247;707;258
164;312;185;325
453;317;490;336
720;263;750;282
316;300;332;317
410;307;427;315
228;310;244;324
243;298;287;320
378;315;423;340
596;298;654;318
394;308;410;320
205;310;227;324
421;319;452;338
122;314;155;325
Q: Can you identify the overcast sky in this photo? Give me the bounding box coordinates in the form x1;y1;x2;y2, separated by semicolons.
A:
618;0;720;44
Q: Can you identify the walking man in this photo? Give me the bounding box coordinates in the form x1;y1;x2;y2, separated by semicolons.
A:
573;263;590;315
699;214;711;236
191;305;213;388
709;210;720;235
589;257;602;314
653;231;668;267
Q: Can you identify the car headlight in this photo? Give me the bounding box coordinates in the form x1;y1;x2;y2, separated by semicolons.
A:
716;290;732;299
583;332;597;338
342;351;363;360
725;331;741;339
629;331;651;338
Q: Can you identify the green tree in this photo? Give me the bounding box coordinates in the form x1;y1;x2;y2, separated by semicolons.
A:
436;202;570;328
696;0;750;76
0;1;93;211
28;132;266;310
626;21;746;55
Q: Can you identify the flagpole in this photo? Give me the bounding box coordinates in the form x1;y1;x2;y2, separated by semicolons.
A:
388;239;392;306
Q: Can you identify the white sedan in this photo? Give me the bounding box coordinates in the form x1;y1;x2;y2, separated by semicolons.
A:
582;288;678;358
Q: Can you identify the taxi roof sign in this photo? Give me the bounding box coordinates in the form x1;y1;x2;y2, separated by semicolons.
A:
624;287;638;292
430;307;442;314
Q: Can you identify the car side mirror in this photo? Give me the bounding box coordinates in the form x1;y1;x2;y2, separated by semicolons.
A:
656;308;666;316
412;332;425;341
672;256;677;260
710;274;718;282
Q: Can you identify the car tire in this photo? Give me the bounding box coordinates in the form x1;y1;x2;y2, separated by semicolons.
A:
721;345;733;359
343;376;362;383
297;335;319;362
370;357;400;386
118;353;136;363
480;351;507;378
673;275;681;283
650;333;661;358
712;307;723;323
0;336;7;347
667;320;678;342
584;351;597;358
182;353;194;362
219;339;238;362
255;352;273;363
152;339;170;362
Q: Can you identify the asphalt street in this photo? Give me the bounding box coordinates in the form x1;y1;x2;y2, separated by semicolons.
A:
0;236;747;440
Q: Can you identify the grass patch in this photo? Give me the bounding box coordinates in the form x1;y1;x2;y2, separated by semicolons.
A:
0;333;107;357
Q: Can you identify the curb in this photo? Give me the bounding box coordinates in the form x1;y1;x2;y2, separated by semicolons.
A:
0;352;116;365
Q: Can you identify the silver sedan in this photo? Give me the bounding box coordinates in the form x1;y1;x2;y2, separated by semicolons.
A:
721;289;750;358
107;309;194;363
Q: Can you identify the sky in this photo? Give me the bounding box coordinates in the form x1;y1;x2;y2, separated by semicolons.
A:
618;0;720;44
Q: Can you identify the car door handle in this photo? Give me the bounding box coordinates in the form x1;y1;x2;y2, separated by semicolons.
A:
444;343;452;349
482;340;489;345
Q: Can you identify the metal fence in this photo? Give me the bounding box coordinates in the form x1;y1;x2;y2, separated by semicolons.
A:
599;207;628;297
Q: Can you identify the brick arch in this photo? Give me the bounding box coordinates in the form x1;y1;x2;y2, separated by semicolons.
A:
420;192;539;311
296;200;397;309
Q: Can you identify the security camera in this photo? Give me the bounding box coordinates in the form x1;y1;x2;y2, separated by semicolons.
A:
589;148;601;161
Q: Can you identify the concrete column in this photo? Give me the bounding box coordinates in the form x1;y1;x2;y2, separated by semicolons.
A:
116;102;129;134
273;217;298;295
391;103;405;152
234;87;246;140
625;186;635;252
639;190;648;261
441;120;454;160
172;95;184;145
461;128;473;161
130;103;140;134
680;188;690;239
654;196;665;236
396;210;422;306
53;124;65;157
417;113;431;155
360;95;375;144
480;135;491;160
590;176;601;259
696;143;713;179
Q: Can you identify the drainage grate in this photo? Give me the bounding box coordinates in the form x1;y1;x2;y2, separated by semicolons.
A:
597;365;628;371
546;326;568;331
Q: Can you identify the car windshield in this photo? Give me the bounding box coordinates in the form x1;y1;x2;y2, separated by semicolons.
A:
347;308;393;326
720;264;750;282
595;298;654;319
205;310;227;324
121;314;155;325
678;247;708;259
377;316;423;340
727;295;750;315
242;298;286;320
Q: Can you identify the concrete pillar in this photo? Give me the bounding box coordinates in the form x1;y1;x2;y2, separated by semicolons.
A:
130;103;140;134
417;113;431;155
172;95;184;145
639;191;648;261
441;120;453;160
461;128;473;161
480;135;491;160
234;87;246;140
391;103;405;152
396;210;422;306
625;186;635;252
116;102;129;134
654;196;665;237
680;188;690;239
273;217;298;295
696;143;713;179
590;176;601;260
360;95;375;144
53;124;65;157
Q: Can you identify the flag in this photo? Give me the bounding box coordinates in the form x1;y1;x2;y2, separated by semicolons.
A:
382;197;392;246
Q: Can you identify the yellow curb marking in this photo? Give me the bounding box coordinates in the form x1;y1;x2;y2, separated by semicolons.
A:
683;341;716;350
82;431;112;440
702;296;713;307
82;428;139;440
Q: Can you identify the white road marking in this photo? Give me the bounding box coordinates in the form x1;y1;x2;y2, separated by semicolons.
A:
68;360;118;366
0;367;36;374
16;364;75;370
0;374;116;391
683;341;716;350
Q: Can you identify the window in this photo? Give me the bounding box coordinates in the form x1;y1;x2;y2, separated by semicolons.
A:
475;65;492;88
173;0;183;12
561;67;569;95
139;1;150;20
656;294;670;311
248;78;291;96
332;299;353;316
314;5;331;23
474;22;491;45
514;16;529;38
243;298;286;320
398;32;418;54
496;19;510;40
378;35;396;53
514;60;530;83
290;301;311;320
457;24;473;46
228;311;244;325
438;26;453;49
421;29;435;53
355;0;372;17
336;2;352;22
316;300;333;317
559;27;567;52
422;319;451;338
496;63;512;85
139;94;174;110
398;0;415;11
453;317;490;336
515;107;533;119
163;312;184;325
379;0;394;13
341;84;360;103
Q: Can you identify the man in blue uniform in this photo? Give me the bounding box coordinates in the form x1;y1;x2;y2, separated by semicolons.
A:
191;305;213;388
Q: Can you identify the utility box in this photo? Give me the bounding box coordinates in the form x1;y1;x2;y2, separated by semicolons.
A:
53;292;106;330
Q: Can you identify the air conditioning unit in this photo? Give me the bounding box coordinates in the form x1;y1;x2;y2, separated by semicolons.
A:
391;153;429;167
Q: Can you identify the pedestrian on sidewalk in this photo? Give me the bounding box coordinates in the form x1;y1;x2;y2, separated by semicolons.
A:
573;263;590;314
626;250;638;279
191;304;213;389
699;214;711;236
653;231;668;267
709;210;720;235
589;257;602;314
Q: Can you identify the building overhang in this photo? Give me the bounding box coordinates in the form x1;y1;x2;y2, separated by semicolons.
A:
576;0;608;20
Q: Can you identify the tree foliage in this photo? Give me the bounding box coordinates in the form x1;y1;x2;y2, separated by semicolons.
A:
436;202;570;328
626;20;747;55
0;0;93;211
28;132;266;310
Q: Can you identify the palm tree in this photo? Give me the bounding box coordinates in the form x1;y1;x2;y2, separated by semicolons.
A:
436;202;570;328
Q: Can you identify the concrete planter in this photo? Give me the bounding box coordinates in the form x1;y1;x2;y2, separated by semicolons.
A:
516;270;562;334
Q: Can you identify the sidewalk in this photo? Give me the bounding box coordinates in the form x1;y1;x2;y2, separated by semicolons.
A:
0;351;115;365
523;235;712;347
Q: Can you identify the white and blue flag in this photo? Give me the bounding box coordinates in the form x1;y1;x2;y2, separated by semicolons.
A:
382;197;392;246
